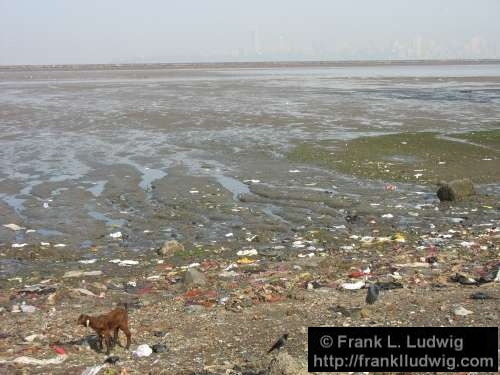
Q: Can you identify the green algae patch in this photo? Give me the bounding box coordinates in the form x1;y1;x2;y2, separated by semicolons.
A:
452;128;500;149
288;131;500;184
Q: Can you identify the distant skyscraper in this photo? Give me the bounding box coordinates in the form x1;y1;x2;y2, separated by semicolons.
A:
253;27;262;55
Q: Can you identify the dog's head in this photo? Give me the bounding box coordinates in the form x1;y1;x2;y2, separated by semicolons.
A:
77;314;91;328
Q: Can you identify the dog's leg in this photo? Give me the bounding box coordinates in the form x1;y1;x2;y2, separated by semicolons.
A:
114;327;121;347
98;334;104;351
104;332;112;355
122;325;131;349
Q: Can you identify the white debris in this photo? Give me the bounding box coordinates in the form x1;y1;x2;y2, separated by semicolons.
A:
292;240;306;248
246;234;258;242
381;213;394;218
40;242;50;246
460;241;476;248
236;249;258;257
43;202;49;208
20;303;38;313
297;253;315;258
224;263;238;271
81;365;104;375
24;334;43;342
118;260;139;266
219;270;239;278
189;190;199;194
453;306;473;316
225;232;233;238
340;245;355;251
493;268;500;282
340;280;365;290
133;344;153;357
109;259;138;266
289;169;301;173
3;223;24;231
54;243;66;248
79;259;97;264
63;270;102;278
12;243;28;248
0;354;67;366
109;231;122;239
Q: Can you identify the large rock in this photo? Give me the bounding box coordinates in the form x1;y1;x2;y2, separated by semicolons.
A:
183;268;207;286
436;178;475;202
157;240;184;257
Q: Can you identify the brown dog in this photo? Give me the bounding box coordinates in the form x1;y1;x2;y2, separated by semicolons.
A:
77;305;131;354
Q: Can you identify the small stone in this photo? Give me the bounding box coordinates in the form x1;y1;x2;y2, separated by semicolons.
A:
453;306;473;316
437;178;475;202
152;344;167;353
185;304;206;314
183;268;207;286
360;308;370;318
157;240;184;257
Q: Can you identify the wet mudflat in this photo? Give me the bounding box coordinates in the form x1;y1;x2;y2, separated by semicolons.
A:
0;62;499;374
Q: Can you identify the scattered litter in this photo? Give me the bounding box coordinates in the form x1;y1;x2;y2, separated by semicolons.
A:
219;270;239;278
109;259;139;267
288;169;301;173
24;334;43;342
3;223;24;231
189;190;199;194
237;257;256;264
54;243;67;248
340;280;365;290
394;262;429;268
51;346;65;355
0;354;67;365
133;344;153;357
453;306;473;316
20;284;56;295
81;365;105;375
385;184;397;191
381;213;394;218
40;242;50;246
79;259;97;264
12;243;28;248
109;232;122;239
43;202;50;208
72;288;101;297
246;234;258;242
237;249;258;256
63;270;102;278
225;232;234;238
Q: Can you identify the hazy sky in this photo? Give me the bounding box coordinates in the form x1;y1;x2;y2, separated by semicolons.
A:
1;0;500;65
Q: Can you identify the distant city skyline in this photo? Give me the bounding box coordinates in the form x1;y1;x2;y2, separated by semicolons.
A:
1;0;500;65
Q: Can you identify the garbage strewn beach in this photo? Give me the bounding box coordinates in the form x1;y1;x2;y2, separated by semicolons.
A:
1;63;500;374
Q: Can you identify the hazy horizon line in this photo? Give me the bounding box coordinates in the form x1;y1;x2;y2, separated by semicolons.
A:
2;58;500;70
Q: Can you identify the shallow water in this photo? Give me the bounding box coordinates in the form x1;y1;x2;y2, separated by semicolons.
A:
1;62;499;259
